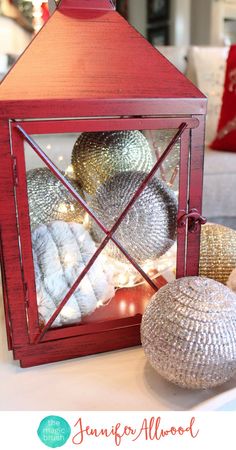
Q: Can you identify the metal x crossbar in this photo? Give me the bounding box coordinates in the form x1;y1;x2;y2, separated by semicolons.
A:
16;122;187;342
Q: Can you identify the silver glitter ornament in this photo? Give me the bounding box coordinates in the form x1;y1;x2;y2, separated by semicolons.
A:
141;277;236;389
32;221;115;327
27;167;85;230
71;130;155;195
90;171;177;263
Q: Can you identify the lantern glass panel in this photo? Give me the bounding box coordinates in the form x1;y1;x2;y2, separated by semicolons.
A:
23;127;179;331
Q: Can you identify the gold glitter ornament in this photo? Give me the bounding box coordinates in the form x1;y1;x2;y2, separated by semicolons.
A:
71;130;155;195
27;167;85;230
90;171;177;263
199;223;236;284
141;277;236;389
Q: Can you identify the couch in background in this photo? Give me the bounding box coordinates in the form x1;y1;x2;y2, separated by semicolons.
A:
157;46;236;229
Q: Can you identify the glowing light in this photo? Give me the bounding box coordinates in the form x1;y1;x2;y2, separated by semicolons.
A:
117;273;129;286
157;263;167;272
147;269;156;277
65;164;75;179
127;275;138;286
64;253;77;266
119;300;127;314
78;234;86;243
46;144;52;150
57;203;67;213
129;303;136;315
142;261;154;273
97;299;104;308
58;156;64;162
61;306;76;320
83;213;90;230
103;244;177;288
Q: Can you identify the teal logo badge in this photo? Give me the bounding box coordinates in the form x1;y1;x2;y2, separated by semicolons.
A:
37;415;71;448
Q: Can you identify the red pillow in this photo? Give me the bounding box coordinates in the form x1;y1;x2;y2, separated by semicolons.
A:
210;45;236;152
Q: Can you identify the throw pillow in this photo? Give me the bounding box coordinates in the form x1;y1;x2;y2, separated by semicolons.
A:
211;45;236;151
186;46;229;145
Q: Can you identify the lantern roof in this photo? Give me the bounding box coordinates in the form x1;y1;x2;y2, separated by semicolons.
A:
0;0;206;118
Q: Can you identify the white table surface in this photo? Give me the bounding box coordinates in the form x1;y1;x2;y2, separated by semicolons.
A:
1;287;236;411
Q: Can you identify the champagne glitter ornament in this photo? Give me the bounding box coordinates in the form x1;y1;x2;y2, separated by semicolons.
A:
141;277;236;389
71;130;155;195
90;171;177;263
32;221;115;327
27;167;85;230
199;223;236;284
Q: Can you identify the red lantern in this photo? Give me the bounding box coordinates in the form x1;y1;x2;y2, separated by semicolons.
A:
0;0;206;367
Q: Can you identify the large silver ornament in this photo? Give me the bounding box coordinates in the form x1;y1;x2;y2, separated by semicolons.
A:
90;171;177;263
71;130;155;195
141;277;236;389
32;221;115;327
27;167;85;230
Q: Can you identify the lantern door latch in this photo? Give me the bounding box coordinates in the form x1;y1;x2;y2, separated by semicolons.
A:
178;208;207;233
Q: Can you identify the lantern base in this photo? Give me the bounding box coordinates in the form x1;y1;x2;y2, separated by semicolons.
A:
14;324;141;368
13;276;167;367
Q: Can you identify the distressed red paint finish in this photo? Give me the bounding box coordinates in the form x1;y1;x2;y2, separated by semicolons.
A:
0;0;206;367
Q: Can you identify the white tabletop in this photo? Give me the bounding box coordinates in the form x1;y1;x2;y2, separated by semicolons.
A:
1;287;236;411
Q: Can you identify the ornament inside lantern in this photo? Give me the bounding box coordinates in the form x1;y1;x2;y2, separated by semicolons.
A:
23;127;180;328
7;119;204;358
0;0;206;367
